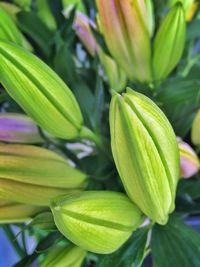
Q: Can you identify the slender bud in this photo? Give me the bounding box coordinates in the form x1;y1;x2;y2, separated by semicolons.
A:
177;137;199;178
0;144;87;206
191;109;200;146
0;113;43;143
153;3;186;81
96;0;152;83
51;191;142;254
0;200;44;223
0;6;23;45
40;244;86;267
0;41;85;140
144;0;155;36
110;88;180;225
74;12;127;92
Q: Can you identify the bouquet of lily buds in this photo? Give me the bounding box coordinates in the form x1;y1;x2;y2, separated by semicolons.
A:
0;0;200;266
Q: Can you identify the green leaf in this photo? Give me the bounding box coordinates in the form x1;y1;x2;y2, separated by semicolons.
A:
98;227;148;267
17;11;53;58
151;216;200;267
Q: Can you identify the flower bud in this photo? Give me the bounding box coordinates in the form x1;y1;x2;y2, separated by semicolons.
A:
0;113;43;143
144;0;155;36
96;0;152;83
40;244;86;267
0;6;23;45
51;191;142;254
110;88;180;225
0;144;87;206
0;200;44;223
169;0;198;21
192;109;200;146
153;3;186;81
177;137;199;178
74;12;127;92
0;41;84;140
74;12;97;57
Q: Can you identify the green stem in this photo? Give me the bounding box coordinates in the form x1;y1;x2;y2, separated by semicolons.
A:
80;126;112;160
2;225;26;258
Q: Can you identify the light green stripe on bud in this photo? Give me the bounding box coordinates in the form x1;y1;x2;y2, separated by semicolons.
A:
0;6;23;45
0;144;87;206
153;3;186;81
192;109;200;146
0;200;45;223
0;41;84;140
40;244;86;267
51;191;142;254
96;0;152;83
110;88;180;225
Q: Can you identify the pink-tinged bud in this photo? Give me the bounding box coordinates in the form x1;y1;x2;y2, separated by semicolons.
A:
0;113;43;143
74;12;127;92
177;137;200;178
74;12;98;57
96;0;152;83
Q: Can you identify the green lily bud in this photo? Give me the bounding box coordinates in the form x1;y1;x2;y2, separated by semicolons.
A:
0;200;45;223
96;0;152;83
191;109;200;146
153;3;186;81
40;244;86;267
51;191;142;254
169;0;198;21
144;0;155;36
110;88;180;225
0;113;43;143
0;144;87;206
37;0;57;30
0;41;86;140
177;137;200;178
0;6;23;45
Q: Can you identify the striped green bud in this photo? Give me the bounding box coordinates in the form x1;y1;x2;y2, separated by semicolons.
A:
51;191;142;254
110;88;180;225
0;144;87;206
153;3;186;81
0;200;44;223
40;244;86;267
0;41;87;140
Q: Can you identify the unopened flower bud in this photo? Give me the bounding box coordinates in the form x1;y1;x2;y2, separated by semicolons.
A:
96;0;152;83
0;41;87;140
191;109;200;146
110;88;180;225
40;244;86;267
153;3;186;81
177;137;200;178
51;191;142;254
0;113;43;143
0;200;44;223
0;144;87;206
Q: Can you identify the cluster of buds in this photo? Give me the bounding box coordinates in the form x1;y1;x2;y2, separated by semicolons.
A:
95;0;186;83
